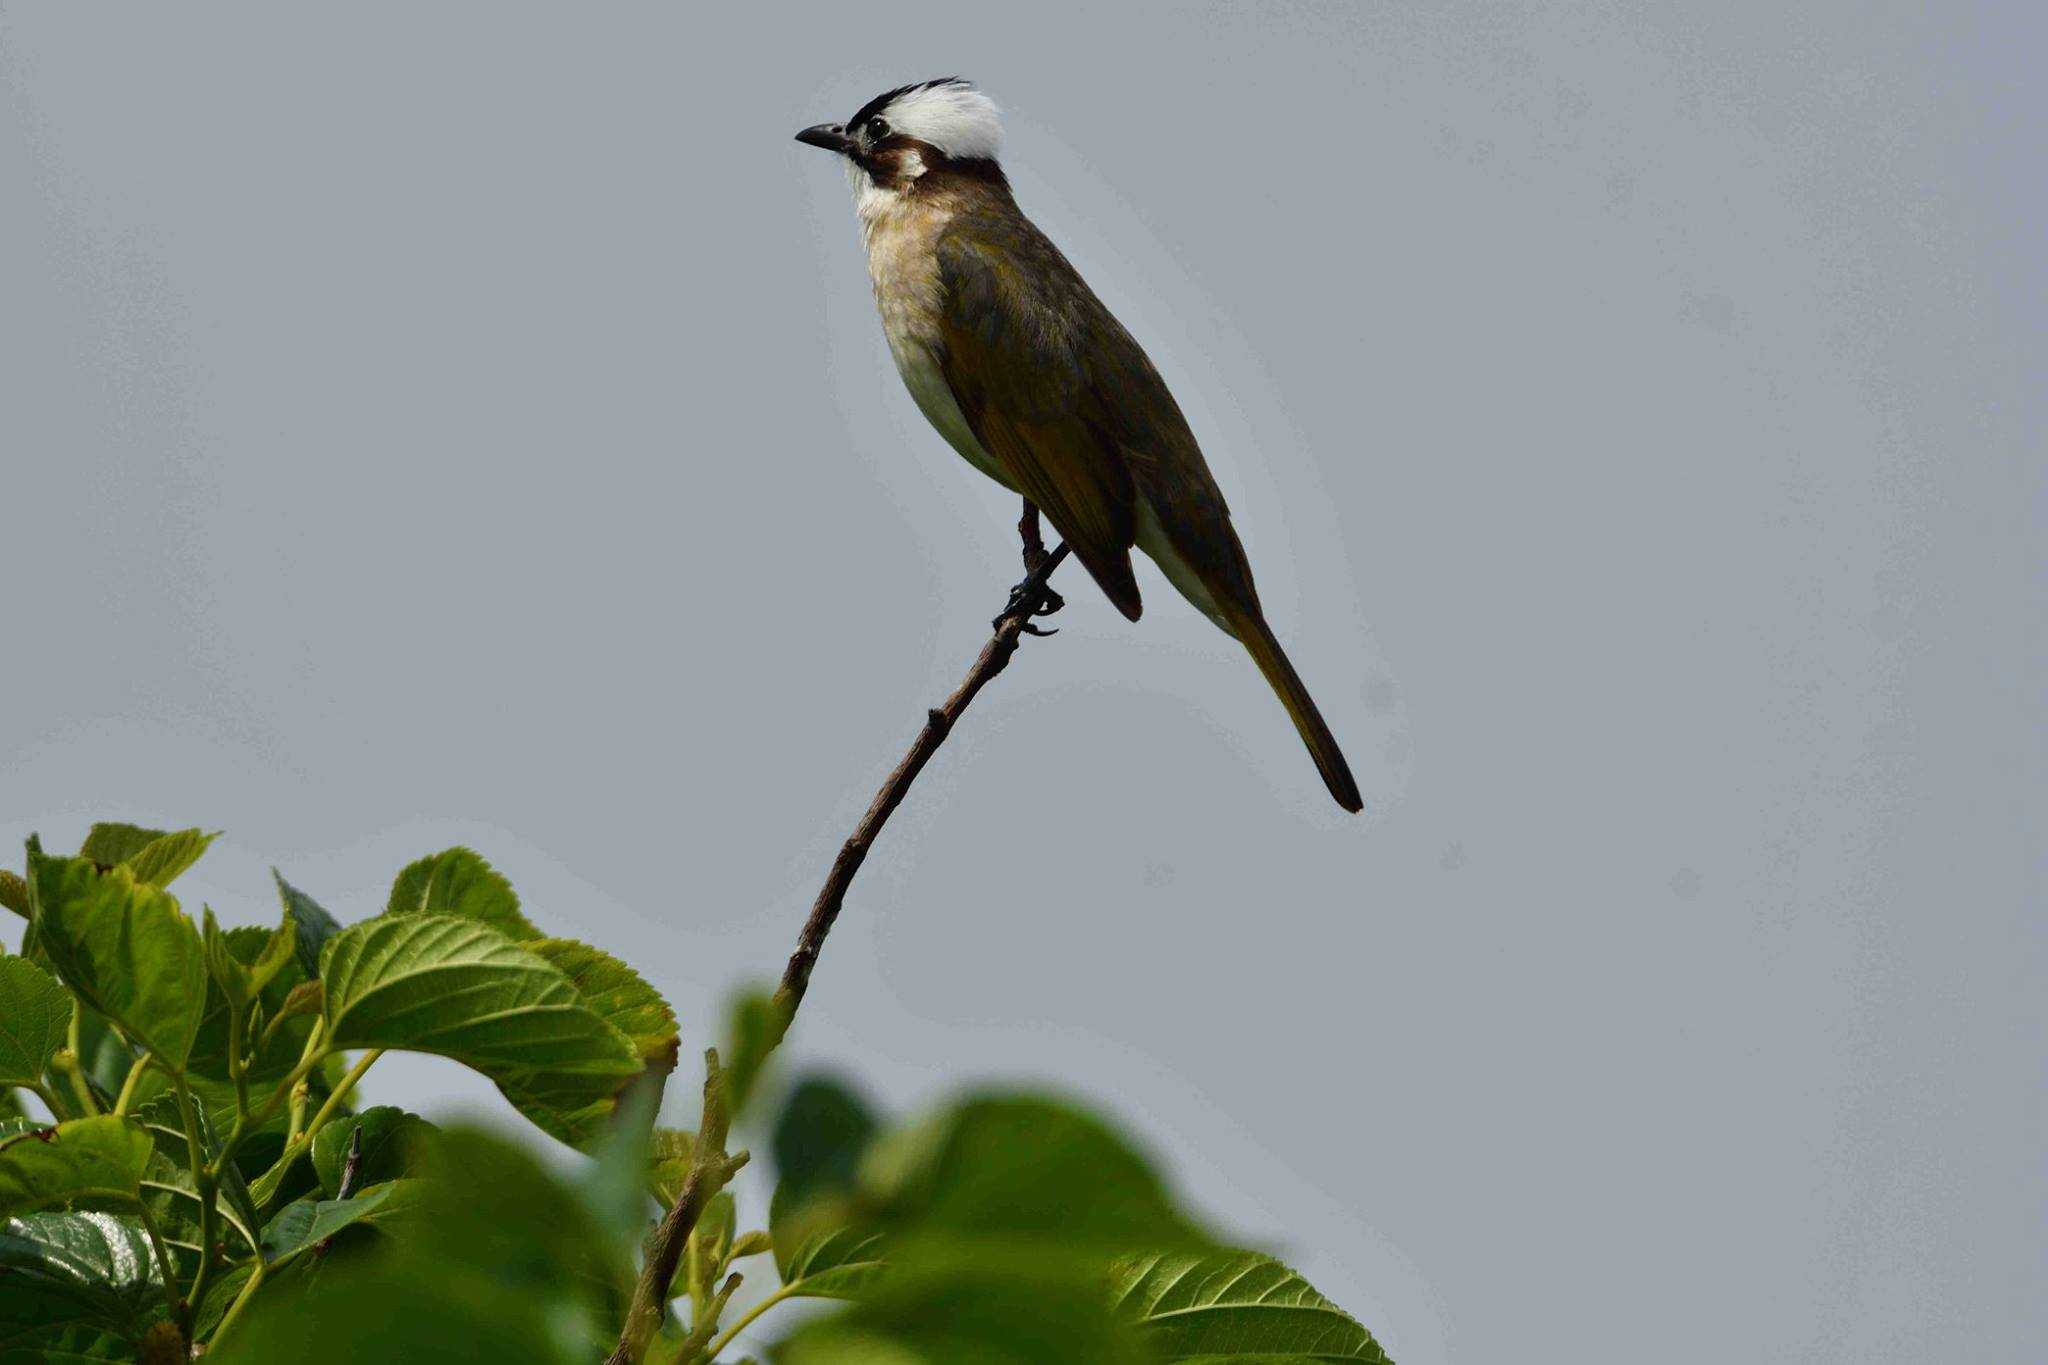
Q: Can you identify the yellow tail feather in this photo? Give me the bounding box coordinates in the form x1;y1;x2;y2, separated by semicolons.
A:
1229;609;1363;813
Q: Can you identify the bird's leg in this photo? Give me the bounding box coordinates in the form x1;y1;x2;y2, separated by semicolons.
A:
997;501;1067;633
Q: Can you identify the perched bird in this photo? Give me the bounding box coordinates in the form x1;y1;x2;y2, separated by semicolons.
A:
796;79;1362;812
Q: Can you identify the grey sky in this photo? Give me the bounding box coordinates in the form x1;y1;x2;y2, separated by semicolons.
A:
2;3;2040;1362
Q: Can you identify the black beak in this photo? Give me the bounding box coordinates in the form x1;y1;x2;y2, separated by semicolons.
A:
795;122;852;154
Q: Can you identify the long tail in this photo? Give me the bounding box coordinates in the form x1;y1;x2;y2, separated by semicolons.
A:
1226;608;1364;813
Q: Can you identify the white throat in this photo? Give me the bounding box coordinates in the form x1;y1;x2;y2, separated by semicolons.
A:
848;152;925;243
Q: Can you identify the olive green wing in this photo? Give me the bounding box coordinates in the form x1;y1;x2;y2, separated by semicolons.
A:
934;223;1144;619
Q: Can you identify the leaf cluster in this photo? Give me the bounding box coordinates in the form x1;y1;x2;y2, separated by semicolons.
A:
0;826;1392;1364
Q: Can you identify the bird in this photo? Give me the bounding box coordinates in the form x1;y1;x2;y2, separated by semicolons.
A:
796;79;1362;813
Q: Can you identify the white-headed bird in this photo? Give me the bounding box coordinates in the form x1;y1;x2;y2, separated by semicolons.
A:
797;79;1362;812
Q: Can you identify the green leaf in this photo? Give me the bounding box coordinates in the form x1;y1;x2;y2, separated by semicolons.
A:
207;1261;587;1365
0;1118;152;1219
75;825;167;869
525;939;679;1069
0;872;28;921
353;1126;630;1355
259;1181;414;1264
0;957;71;1089
385;848;539;941
767;1075;889;1299
200;910;293;1014
0;1327;148;1364
860;1093;1210;1256
577;1084;658;1248
68;1011;133;1105
0;1212;161;1349
646;1127;694;1206
310;1107;433;1199
120;831;216;890
722;987;784;1122
187;927;316;1086
319;915;641;1132
273;872;341;980
26;845;207;1071
1109;1250;1394;1363
773;1073;880;1209
131;1095;259;1257
699;1190;736;1260
769;1182;888;1300
499;937;679;1150
775;1254;1153;1365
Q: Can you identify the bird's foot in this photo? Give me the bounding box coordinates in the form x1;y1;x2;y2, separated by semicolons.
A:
994;578;1065;634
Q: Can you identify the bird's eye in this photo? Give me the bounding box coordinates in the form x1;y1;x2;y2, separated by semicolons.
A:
867;117;890;140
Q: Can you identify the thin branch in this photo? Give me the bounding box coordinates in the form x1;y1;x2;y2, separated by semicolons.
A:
772;517;1070;1025
608;504;1070;1365
607;1052;748;1365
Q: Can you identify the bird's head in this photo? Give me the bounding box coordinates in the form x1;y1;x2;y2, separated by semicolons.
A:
796;78;1003;192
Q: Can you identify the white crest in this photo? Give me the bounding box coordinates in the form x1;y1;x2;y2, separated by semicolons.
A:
877;81;1002;161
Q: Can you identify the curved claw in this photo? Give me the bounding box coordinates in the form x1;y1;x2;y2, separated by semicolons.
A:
1018;621;1059;636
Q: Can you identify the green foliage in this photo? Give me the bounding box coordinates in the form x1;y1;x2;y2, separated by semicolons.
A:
319;913;643;1138
186;925;319;1085
208;1262;582;1365
309;1107;433;1198
258;1181;416;1263
385;847;540;941
272;872;341;979
769;1074;887;1300
528;938;680;1068
776;1255;1155;1365
770;1188;889;1301
0;957;71;1090
0;1212;164;1351
0;871;31;920
0;827;1393;1364
0;1118;152;1219
200;909;294;1016
1109;1250;1394;1362
27;845;208;1071
118;830;217;890
773;1073;880;1208
859;1092;1211;1254
720;988;783;1123
75;825;168;870
646;1127;696;1206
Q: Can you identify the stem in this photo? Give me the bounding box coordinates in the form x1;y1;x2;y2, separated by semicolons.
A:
226;998;252;1124
247;1047;382;1212
170;1076;219;1338
208;1257;266;1349
133;1198;185;1332
606;1053;748;1365
111;1054;151;1116
668;1272;743;1365
209;1019;329;1184
698;1281;801;1364
304;1048;379;1141
58;1003;101;1116
607;508;1069;1365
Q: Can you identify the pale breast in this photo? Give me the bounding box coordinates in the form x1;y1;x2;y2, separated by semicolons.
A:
858;187;1016;490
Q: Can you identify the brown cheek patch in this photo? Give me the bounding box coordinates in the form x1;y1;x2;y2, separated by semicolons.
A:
866;138;931;192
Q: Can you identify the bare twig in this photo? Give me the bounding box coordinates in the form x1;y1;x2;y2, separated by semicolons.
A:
607;503;1070;1365
772;509;1070;1025
607;1052;750;1365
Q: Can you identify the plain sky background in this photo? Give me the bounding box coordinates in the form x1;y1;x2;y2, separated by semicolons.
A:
3;3;2040;1361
